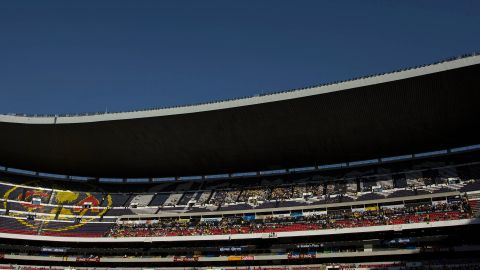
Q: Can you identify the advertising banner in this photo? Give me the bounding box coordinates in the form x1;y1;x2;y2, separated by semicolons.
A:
288;253;316;259
227;256;254;261
219;246;243;252
173;256;199;262
76;256;100;262
303;210;327;216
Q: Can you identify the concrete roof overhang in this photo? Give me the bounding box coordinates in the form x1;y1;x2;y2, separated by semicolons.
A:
1;55;479;178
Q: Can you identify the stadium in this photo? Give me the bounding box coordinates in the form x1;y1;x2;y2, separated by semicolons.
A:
0;52;479;270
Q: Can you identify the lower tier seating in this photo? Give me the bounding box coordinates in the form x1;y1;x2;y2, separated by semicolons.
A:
107;200;471;238
0;196;474;238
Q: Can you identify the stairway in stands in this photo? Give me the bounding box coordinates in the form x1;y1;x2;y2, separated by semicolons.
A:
37;220;45;235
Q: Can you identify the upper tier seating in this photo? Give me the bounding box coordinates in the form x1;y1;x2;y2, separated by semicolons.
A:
0;184;10;198
162;193;183;207
461;179;480;192
195;191;212;205
128;194;153;207
0;178;474;217
0;162;479;218
149;193;170;206
51;191;104;206
0;185;52;204
101;194;131;207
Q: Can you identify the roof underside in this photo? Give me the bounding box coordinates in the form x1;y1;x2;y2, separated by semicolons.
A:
1;58;480;178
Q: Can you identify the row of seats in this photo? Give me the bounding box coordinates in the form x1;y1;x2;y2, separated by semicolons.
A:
1;162;477;210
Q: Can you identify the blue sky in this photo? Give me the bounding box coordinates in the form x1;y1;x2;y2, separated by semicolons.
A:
0;1;479;115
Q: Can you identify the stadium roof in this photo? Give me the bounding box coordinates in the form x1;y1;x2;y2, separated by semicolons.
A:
1;54;480;178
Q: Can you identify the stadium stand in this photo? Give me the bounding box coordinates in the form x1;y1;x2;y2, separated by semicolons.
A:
0;54;479;268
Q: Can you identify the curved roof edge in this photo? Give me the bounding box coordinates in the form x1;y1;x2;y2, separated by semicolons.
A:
2;53;480;125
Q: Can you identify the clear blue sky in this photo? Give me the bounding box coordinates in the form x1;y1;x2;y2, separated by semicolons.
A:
0;1;479;115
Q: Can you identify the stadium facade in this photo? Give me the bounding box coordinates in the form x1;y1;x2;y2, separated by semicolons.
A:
0;53;479;269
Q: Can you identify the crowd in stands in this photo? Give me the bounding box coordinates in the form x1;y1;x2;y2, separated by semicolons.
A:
191;177;475;208
209;190;241;206
164;198;178;207
0;176;478;219
271;187;294;200
1;162;480;218
195;191;211;205
239;188;270;202
107;200;471;238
